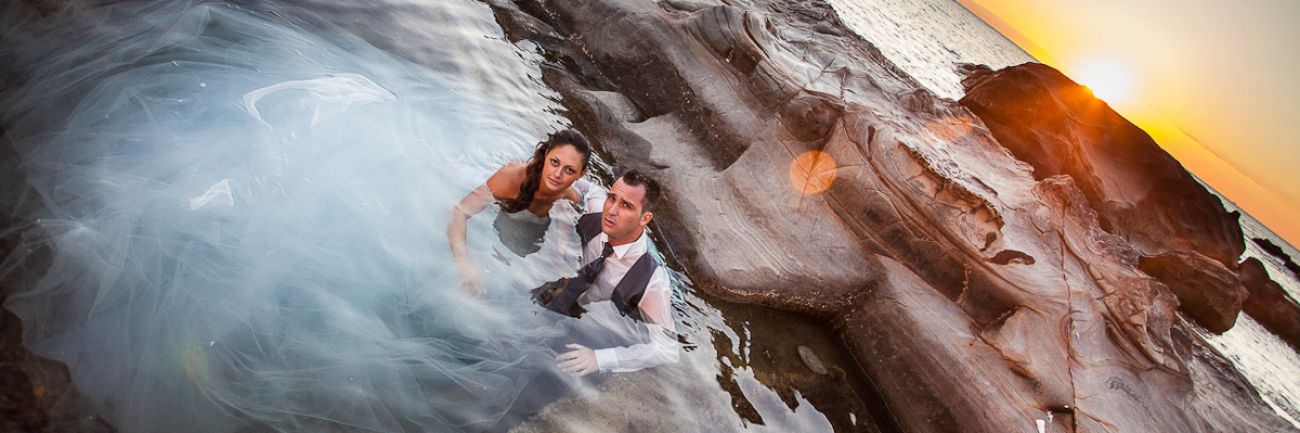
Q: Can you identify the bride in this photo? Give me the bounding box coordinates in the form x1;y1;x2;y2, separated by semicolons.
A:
447;129;596;297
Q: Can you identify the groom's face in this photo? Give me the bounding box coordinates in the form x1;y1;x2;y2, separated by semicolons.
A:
602;178;653;244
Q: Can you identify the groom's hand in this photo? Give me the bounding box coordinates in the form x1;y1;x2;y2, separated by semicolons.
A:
557;344;598;376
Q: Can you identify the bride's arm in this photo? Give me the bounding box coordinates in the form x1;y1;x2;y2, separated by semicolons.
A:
568;177;606;214
447;165;520;297
447;183;494;297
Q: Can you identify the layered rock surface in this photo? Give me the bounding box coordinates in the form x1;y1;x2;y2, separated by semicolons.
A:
486;0;1298;432
961;62;1300;352
960;63;1258;335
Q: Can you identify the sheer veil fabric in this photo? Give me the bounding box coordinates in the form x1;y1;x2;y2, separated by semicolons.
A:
0;2;599;432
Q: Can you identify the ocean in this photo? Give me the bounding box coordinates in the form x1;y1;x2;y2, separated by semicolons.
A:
826;0;1300;426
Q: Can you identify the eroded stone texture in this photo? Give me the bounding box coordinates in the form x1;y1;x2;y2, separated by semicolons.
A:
959;63;1244;267
958;63;1267;336
485;0;1298;432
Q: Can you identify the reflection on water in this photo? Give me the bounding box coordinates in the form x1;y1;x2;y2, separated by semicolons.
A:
1203;188;1300;429
509;258;895;433
683;288;894;433
493;209;550;257
0;1;893;432
825;0;1032;100
1201;317;1300;427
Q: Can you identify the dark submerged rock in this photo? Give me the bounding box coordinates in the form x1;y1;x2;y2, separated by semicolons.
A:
1254;237;1300;280
1239;257;1300;350
483;0;1299;432
1138;251;1248;334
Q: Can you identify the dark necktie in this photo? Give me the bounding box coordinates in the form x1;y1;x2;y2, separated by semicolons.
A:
545;242;614;316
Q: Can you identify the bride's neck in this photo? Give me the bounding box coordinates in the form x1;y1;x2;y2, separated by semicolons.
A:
531;186;562;203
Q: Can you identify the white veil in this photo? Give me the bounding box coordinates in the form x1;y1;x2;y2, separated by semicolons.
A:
1;2;581;432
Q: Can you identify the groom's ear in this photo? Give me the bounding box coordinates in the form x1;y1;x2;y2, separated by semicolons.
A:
639;211;653;227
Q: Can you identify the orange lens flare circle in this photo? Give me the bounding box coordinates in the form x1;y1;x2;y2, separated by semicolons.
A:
789;150;837;195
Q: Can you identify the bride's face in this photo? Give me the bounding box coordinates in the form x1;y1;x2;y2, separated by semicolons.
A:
539;144;584;195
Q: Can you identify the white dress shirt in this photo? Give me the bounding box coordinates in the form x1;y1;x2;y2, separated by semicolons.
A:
571;179;680;373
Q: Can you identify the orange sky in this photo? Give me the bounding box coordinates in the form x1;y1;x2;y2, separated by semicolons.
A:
958;0;1300;248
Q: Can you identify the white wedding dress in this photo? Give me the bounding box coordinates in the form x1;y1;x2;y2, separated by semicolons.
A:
0;2;593;432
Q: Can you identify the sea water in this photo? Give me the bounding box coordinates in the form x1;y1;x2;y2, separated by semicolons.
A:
0;1;888;432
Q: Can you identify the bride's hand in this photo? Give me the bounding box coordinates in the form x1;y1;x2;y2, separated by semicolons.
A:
455;261;483;298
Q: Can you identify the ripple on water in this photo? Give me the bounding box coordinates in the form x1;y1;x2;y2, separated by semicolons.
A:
1202;316;1300;428
0;1;896;432
824;0;1033;100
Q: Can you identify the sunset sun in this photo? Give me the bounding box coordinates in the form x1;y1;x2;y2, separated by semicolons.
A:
1073;59;1135;106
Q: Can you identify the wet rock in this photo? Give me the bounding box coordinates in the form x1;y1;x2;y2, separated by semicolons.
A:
1239;257;1300;350
960;63;1245;268
955;63;994;89
1254;237;1300;280
1138;251;1249;334
843;256;1069;433
797;345;828;376
489;0;1298;432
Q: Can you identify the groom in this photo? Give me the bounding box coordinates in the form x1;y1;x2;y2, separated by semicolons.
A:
539;169;680;375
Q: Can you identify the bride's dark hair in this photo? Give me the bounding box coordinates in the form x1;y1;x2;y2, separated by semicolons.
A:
501;129;592;213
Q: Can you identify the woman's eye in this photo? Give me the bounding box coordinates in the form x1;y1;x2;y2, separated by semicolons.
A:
549;158;558;166
563;168;574;175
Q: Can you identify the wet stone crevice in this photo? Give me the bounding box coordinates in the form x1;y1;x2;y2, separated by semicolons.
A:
0;254;48;433
0;130;114;432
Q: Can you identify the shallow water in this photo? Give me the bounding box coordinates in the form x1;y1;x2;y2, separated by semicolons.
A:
825;0;1032;100
1203;185;1300;428
0;1;892;432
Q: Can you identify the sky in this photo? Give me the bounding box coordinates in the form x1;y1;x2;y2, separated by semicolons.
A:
957;0;1300;247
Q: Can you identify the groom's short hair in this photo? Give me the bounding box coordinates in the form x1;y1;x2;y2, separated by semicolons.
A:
615;169;661;214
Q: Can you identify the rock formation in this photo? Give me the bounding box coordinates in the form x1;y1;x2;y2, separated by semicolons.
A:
1240;257;1300;350
1137;251;1246;334
962;59;1300;351
484;0;1299;432
1255;237;1300;280
960;63;1260;335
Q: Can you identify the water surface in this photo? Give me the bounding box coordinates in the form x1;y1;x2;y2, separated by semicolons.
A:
0;1;893;431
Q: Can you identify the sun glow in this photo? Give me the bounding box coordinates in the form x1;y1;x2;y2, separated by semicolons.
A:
1072;59;1135;107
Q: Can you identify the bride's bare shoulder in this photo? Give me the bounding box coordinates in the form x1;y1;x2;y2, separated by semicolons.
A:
485;162;527;199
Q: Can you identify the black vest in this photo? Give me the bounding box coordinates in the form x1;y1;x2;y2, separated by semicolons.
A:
576;213;659;321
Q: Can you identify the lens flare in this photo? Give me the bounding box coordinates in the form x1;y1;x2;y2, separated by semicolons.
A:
790;150;837;194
